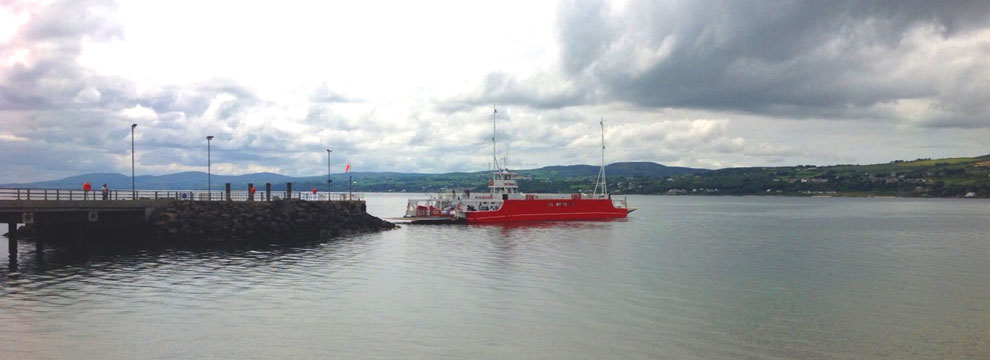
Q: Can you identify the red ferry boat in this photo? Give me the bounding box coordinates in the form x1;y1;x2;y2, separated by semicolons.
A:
400;109;632;224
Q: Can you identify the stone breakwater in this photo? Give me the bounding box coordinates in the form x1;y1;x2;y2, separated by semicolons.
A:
149;199;395;242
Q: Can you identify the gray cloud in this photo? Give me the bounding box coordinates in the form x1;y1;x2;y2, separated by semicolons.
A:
607;2;981;103
0;0;314;181
17;0;120;42
436;71;593;113
557;0;613;75
474;0;990;128
0;0;121;110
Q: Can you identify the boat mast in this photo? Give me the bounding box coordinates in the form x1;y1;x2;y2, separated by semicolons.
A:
492;105;502;176
594;119;607;197
493;105;498;172
601;119;607;195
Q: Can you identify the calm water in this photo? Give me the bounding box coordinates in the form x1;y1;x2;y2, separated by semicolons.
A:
2;195;989;359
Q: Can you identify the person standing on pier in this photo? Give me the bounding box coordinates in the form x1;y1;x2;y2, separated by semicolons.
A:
101;184;109;200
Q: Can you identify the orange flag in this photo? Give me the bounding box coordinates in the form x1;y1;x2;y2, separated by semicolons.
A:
345;163;350;173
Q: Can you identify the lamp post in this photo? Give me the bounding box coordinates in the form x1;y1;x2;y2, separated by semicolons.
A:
326;148;332;198
131;123;137;199
327;149;333;200
207;135;214;201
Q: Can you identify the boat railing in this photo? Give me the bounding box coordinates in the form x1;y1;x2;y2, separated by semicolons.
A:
421;192;616;201
521;193;611;200
611;197;628;209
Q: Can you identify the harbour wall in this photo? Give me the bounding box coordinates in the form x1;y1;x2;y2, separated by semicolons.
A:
3;198;395;254
148;199;395;243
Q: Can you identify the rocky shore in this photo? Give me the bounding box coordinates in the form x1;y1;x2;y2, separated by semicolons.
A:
149;199;395;242
5;199;395;247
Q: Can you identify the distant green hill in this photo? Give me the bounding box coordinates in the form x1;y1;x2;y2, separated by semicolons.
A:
0;162;707;193
646;155;990;197
6;156;988;197
518;162;702;178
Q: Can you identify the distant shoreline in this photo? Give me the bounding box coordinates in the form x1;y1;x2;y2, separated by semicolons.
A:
3;155;989;199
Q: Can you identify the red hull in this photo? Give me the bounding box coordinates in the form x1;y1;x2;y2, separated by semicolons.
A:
464;198;627;223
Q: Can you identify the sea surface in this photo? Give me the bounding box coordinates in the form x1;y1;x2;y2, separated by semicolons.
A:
1;194;989;359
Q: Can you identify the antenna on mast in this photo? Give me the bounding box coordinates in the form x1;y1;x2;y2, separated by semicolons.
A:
504;141;509;170
492;105;500;172
593;118;607;197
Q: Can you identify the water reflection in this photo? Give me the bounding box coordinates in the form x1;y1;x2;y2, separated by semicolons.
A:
467;220;621;268
2;195;990;359
468;217;625;232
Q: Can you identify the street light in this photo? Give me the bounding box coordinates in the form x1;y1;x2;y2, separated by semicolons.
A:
131;123;137;199
207;135;214;201
327;149;333;200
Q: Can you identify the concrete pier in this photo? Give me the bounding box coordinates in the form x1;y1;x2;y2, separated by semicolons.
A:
1;187;387;269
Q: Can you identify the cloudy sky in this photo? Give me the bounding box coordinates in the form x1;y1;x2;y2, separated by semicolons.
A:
1;0;989;183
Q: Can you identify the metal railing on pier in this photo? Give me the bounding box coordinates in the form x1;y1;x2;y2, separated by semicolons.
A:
0;188;364;202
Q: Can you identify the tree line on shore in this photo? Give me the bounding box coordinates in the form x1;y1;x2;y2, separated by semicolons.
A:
8;157;990;198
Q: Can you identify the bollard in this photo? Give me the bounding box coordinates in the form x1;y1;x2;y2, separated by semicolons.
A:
286;182;293;199
7;222;17;271
265;183;271;202
225;183;231;201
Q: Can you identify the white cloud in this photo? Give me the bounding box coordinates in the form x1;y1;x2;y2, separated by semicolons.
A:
0;133;30;142
119;104;155;121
